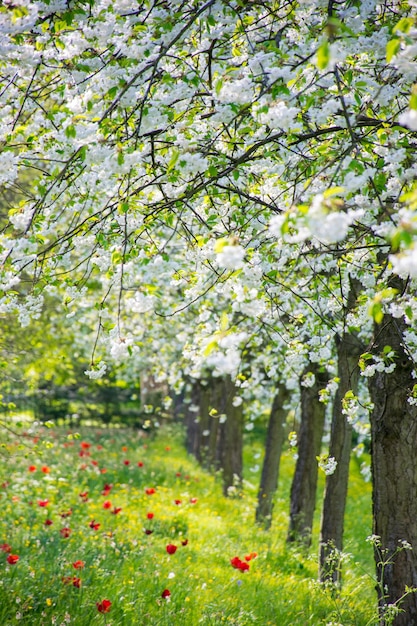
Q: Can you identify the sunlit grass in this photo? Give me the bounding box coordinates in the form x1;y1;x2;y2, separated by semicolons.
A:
0;422;375;625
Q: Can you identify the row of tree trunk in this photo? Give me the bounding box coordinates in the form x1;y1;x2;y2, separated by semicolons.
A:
181;293;417;624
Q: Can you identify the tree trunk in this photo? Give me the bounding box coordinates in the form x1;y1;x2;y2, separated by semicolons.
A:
218;375;243;496
287;365;329;546
256;383;289;528
369;283;417;625
319;331;363;583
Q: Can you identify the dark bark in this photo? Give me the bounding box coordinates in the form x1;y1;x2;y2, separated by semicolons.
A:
217;375;243;496
287;365;329;546
369;280;417;625
255;383;289;528
319;331;363;583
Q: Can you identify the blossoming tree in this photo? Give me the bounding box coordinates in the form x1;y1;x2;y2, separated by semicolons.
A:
1;0;417;621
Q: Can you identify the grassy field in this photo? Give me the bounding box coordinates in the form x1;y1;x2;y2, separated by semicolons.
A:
0;422;376;625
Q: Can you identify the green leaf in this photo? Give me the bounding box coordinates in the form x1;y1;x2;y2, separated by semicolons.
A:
317;40;330;70
386;38;400;63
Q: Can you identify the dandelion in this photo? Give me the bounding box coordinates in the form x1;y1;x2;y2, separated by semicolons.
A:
96;599;112;613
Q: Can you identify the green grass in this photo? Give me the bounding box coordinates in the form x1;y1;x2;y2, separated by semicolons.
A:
0;422;376;625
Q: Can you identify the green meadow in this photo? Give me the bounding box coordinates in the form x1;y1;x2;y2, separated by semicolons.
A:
0;423;375;625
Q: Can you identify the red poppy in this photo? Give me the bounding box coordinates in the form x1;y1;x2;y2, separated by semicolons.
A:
91;460;98;466
230;556;249;571
244;552;258;562
0;543;11;553
181;539;188;546
38;499;49;507
161;589;171;599
165;447;171;451
41;466;50;474
79;491;88;502
123;460;130;466
44;519;53;526
63;575;81;588
122;446;128;452
81;442;91;449
112;507;122;515
103;500;112;509
137;461;144;467
100;468;107;473
89;520;100;530
190;497;198;504
166;544;177;555
147;512;154;520
60;527;71;538
96;599;112;613
176;472;181;477
72;560;85;569
60;509;72;518
97;445;103;450
174;499;182;506
145;488;156;495
144;529;153;535
6;554;19;565
28;465;36;472
102;483;112;495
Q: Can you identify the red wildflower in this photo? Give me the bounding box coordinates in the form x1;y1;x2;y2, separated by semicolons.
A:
73;560;85;569
100;468;107;473
0;543;11;553
137;461;144;467
145;488;156;495
91;460;98;466
102;483;112;495
122;446;128;452
166;544;177;555
28;465;36;472
147;512;154;520
174;499;182;506
6;554;19;565
60;527;71;538
230;556;249;571
181;539;189;546
80;442;91;449
123;460;130;466
161;589;171;599
79;491;88;501
60;509;72;518
97;445;103;450
144;529;153;535
44;519;53;526
112;507;122;515
63;575;81;588
244;552;258;562
96;599;112;613
89;520;100;530
41;466;50;474
38;499;49;507
190;497;198;504
165;447;171;451
176;472;181;477
103;500;112;509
